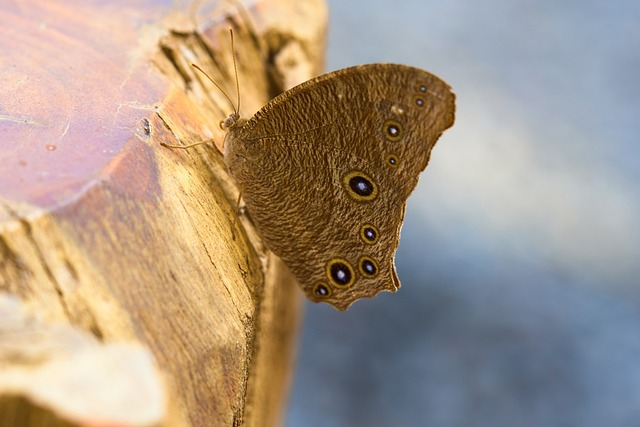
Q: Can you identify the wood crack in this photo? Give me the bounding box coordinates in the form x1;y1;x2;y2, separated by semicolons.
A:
3;205;73;321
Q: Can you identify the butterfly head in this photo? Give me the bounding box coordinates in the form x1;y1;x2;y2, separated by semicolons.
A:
219;111;240;130
219;112;247;132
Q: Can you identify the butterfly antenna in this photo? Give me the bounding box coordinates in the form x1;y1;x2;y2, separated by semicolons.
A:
190;28;241;116
229;28;241;115
191;63;237;114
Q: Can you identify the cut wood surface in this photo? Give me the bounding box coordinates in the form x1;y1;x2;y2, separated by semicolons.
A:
0;0;328;425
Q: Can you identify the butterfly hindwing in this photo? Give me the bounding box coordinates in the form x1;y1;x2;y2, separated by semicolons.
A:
224;64;455;310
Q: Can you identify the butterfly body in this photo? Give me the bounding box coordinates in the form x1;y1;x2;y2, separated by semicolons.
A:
223;63;455;310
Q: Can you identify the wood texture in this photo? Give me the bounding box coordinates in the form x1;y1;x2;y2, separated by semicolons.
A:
0;0;328;425
0;294;169;426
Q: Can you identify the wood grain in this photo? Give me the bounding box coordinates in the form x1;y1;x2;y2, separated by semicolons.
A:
0;0;328;425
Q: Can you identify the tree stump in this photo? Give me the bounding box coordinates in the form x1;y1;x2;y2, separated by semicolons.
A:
0;0;328;425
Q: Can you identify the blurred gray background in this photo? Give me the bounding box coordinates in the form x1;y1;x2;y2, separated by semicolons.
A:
285;0;640;426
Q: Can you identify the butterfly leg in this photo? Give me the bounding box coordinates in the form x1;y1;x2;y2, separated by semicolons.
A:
160;138;215;149
232;191;243;233
228;191;243;241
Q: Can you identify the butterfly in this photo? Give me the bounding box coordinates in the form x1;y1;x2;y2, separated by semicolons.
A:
221;62;455;310
167;32;455;310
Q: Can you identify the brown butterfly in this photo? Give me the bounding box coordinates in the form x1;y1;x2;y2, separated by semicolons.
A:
222;62;455;310
170;34;455;310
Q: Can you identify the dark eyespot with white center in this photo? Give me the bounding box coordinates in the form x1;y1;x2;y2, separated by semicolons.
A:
313;282;331;298
359;257;379;278
326;259;356;287
343;171;379;201
383;120;403;142
386;154;399;168
360;224;379;244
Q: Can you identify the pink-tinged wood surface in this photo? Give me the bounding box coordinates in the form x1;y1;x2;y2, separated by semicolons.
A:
0;1;168;207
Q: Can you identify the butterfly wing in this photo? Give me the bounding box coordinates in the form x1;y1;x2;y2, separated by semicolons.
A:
224;64;455;310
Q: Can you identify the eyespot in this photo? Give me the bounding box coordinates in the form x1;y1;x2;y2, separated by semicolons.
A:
386;154;399;168
343;171;378;201
418;84;427;92
313;282;332;298
359;256;379;278
413;96;425;108
326;258;355;287
383;120;402;142
360;224;379;245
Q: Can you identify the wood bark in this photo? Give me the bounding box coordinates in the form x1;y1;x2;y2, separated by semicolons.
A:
0;0;328;425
